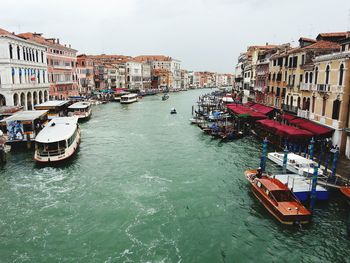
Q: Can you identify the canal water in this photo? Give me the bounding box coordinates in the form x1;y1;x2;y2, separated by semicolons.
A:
0;89;349;262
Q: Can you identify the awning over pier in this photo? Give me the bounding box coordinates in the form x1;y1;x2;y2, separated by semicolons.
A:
289;118;334;137
250;103;275;115
256;119;313;139
226;104;267;120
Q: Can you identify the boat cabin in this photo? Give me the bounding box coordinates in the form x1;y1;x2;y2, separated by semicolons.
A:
68;102;92;121
0;110;48;143
34;100;69;119
120;93;138;104
34;117;80;163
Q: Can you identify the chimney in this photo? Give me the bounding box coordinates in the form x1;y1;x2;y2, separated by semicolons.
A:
57;38;60;44
266;42;269;46
69;44;71;48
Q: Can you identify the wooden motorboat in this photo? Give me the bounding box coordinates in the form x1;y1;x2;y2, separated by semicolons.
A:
245;169;311;225
340;187;350;203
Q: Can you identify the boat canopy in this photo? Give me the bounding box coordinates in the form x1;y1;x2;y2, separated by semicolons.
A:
289;118;334;137
1;110;48;122
257;119;313;139
35;100;69;109
68;102;91;109
35;117;78;143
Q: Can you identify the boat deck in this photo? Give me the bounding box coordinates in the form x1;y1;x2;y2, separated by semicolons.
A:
274;174;328;201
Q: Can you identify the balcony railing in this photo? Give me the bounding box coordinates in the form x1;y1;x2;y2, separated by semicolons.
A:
315;84;330;92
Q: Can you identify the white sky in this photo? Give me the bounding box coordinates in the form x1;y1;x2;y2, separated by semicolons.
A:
1;0;349;73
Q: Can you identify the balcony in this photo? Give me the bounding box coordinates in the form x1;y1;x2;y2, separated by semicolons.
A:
315;84;330;92
282;104;298;114
300;83;311;91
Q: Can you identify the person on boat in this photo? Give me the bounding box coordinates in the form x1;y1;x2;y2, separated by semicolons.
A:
256;167;262;178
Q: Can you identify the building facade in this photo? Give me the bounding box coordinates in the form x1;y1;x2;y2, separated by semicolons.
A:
77;54;95;95
0;28;49;110
18;32;79;100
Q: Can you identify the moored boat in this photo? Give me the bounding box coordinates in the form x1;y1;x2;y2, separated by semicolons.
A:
170;108;177;114
68;102;92;121
162;94;169;101
340;187;350;204
245;169;311;225
34;117;80;163
120;93;138;104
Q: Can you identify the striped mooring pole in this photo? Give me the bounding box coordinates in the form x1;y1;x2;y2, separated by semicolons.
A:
260;137;268;172
308;137;315;160
331;147;339;178
310;166;319;212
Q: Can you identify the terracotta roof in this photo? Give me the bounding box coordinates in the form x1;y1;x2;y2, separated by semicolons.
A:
17;32;77;52
0;27;11;36
288;40;340;54
134;55;172;62
299;37;316;43
317;32;348;38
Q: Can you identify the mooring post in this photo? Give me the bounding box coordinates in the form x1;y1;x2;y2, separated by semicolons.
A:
310;166;318;212
308;137;315;160
331;147;339;178
260;137;268;172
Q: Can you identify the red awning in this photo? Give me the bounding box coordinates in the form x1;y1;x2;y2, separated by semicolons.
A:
288;118;334;137
281;114;297;122
250;104;275;115
243;102;255;107
227;104;267;120
257;119;313;139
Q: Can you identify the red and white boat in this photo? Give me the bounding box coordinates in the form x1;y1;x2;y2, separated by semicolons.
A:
245;169;311;225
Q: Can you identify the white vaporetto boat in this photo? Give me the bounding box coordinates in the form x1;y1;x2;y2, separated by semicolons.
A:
34;117;80;163
120;93;138;104
267;152;323;177
68;102;92;121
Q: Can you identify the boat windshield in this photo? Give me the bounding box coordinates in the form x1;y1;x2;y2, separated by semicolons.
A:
36;140;67;156
272;190;294;202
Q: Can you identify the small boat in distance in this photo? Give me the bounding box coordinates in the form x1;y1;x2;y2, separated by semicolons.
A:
120;93;138;104
34;117;80;163
68;102;92;121
170;108;177;114
245;169;311;225
162;94;169;101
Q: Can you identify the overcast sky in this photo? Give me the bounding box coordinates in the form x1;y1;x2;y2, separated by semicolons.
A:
1;0;349;73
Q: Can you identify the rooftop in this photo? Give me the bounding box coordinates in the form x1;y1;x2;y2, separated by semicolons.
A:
35;100;69;108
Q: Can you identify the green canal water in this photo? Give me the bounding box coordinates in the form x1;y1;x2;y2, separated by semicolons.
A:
0;89;349;262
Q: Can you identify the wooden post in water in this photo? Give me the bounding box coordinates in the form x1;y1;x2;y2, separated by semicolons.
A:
331;147;339;178
308;137;315;160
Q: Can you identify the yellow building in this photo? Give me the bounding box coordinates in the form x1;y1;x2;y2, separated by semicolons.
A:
312;36;350;157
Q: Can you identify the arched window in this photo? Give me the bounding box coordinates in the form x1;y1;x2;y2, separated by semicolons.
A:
17;46;21;60
312;96;316;113
36;50;39;62
9;44;13;59
332;99;341;120
23;48;26;60
325;65;330;84
297;96;301;109
306;97;311;111
305;72;309;83
309;72;313;84
290;95;293;106
302;97;306;110
339;64;344;86
315;67;318;84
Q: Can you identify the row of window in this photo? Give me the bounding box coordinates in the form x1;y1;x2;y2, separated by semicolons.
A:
9;67;47;85
9;44;45;63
